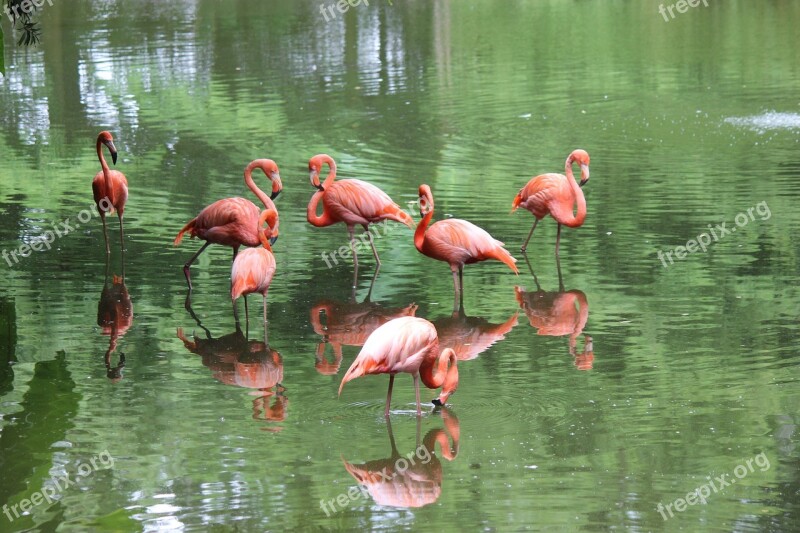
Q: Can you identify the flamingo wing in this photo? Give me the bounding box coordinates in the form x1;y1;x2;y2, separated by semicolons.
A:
327;180;411;225
424;219;503;263
194;198;260;246
231;248;276;299
515;173;568;218
339;317;438;394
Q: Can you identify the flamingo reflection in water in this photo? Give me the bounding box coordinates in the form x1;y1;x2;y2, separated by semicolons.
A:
340;408;460;509
433;308;518;362
177;310;286;430
514;256;594;370
311;273;418;375
97;258;132;381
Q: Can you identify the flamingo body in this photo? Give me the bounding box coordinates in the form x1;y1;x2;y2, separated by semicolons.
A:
339;316;459;416
230;209;279;325
511;149;590;254
415;184;517;308
307;154;413;267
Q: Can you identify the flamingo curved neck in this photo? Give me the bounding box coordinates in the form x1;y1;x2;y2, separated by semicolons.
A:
96;138;114;204
245;161;275;210
307;158;337;227
560;158;587;228
420;346;451;389
414;205;434;251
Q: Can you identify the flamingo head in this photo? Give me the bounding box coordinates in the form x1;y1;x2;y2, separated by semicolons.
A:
262;159;282;200
431;348;458;407
309;154;335;191
98;131;117;165
567;149;590;186
418;184;434;216
258;209;279;250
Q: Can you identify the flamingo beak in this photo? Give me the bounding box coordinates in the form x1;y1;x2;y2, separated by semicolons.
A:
579;164;589;187
105;141;118;165
271;190;281;200
269;236;278;246
310;169;324;191
432;390;452;406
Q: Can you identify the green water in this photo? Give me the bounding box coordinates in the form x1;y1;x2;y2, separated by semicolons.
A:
1;1;799;531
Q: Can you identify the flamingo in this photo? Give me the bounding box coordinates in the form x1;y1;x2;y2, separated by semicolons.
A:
414;184;518;308
230;209;278;326
174;159;282;291
91;131;128;255
307;154;414;269
511;149;591;255
97;258;132;382
339;316;459;417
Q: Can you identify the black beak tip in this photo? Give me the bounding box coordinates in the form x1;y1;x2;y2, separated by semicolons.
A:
431;398;443;406
315;185;325;192
271;190;281;200
269;236;278;246
111;152;118;165
579;179;588;187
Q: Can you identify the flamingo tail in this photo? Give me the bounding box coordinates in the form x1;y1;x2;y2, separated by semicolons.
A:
510;193;522;214
488;246;519;274
173;218;196;246
338;357;380;397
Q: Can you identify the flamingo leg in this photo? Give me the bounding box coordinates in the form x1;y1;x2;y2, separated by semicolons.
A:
232;297;240;325
118;214;125;254
263;295;268;345
521;218;539;253
385;374;395;417
183;241;211;292
100;213;110;255
451;268;460;311
363;224;382;267
555;223;562;257
244;295;249;325
413;373;421;417
232;245;239;261
347;226;359;268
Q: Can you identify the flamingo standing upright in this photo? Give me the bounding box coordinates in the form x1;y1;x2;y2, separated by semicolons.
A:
91;131;128;255
338;316;459;417
414;184;518;309
230;209;278;326
511;149;591;255
307;154;413;268
174;159;282;291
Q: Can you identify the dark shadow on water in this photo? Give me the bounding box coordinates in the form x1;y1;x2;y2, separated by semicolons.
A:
97;257;132;382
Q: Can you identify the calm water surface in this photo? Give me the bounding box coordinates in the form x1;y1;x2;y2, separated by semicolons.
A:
1;1;799;531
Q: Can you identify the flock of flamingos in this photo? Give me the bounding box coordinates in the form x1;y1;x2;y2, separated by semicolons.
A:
92;131;592;419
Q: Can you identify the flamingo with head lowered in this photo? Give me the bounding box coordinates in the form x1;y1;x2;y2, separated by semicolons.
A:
415;184;518;309
230;209;279;326
174;159;282;292
91;131;128;255
338;316;459;417
511;149;591;256
307;154;414;269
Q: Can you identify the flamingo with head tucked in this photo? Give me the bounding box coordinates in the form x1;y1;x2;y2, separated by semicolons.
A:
91;131;128;255
230;209;279;326
415;184;518;309
307;154;414;268
511;149;591;256
339;316;459;417
174;159;282;292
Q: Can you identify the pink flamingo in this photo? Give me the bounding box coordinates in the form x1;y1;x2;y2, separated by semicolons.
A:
91;131;128;255
174;159;282;291
230;209;278;325
307;154;414;268
415;184;518;308
511;149;591;255
339;316;459;417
